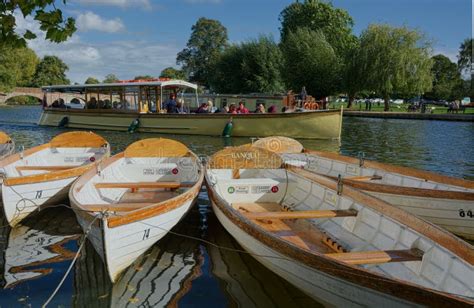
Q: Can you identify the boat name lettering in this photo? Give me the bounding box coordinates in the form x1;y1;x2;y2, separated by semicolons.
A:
63;156;89;163
234;186;249;194
231;152;255;160
346;165;359;175
142;228;151;240
143;168;171;175
35;190;42;199
459;209;473;218
251;185;271;194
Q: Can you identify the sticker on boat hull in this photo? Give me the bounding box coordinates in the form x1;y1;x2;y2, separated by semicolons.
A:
142;168;172;175
324;191;337;205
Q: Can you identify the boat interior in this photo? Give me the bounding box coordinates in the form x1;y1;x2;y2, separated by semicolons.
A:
1;146;108;178
74;157;200;213
207;167;474;298
282;153;473;192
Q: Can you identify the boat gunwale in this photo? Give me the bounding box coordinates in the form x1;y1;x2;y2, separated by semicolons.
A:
41;107;341;119
304;149;474;189
69;151;204;229
205;168;474;306
1;143;110;186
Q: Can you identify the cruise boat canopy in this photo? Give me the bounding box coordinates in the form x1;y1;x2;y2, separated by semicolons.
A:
42;80;198;93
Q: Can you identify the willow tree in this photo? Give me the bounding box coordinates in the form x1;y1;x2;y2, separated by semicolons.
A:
357;24;433;111
457;38;472;74
281;28;341;98
0;46;39;91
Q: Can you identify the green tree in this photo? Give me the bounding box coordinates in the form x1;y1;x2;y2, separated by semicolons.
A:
457;38;472;74
424;55;462;101
1;1;76;48
342;38;362;108
0;46;39;91
177;17;228;87
133;75;154;80
85;77;99;84
281;28;341;98
212;36;285;93
31;55;69;87
159;67;186;80
279;0;356;57
103;74;119;83
357;24;433;111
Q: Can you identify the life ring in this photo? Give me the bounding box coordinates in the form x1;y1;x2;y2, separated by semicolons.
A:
303;102;311;110
311;102;319;110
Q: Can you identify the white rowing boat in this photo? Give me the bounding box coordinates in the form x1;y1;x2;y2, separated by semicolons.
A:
205;146;474;306
0;131;110;227
0;131;14;160
69;138;204;283
253;136;474;240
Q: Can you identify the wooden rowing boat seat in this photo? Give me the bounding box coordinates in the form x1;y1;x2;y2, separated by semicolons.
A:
242;209;358;220
325;248;424;265
16;165;79;171
95;181;194;192
83;202;156;212
345;175;383;181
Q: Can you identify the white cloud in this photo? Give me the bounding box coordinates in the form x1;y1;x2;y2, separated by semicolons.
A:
76;11;124;33
75;0;151;9
14;12;178;83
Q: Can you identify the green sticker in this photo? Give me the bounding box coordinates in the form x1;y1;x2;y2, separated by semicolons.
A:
228;186;235;194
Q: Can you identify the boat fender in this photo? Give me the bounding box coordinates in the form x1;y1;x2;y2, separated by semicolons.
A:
128;118;140;133
222;117;233;137
58;116;69;128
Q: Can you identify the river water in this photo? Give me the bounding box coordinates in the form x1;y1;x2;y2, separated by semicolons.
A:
0;105;472;307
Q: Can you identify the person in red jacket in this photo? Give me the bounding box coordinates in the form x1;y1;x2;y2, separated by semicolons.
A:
237;101;249;114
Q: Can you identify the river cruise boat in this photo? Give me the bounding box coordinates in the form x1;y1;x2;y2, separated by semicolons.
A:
38;79;342;139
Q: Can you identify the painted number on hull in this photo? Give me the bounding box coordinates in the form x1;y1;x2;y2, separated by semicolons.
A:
143;228;151;240
459;209;473;218
35;190;42;199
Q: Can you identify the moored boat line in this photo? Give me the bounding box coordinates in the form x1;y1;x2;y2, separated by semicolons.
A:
205;145;474;306
0;131;110;227
253;136;474;240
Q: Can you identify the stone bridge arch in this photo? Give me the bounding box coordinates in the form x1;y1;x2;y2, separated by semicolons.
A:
0;87;44;104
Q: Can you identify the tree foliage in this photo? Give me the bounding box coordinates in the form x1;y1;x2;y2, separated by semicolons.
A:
85;77;100;84
279;0;356;57
356;24;433;110
424;55;462;101
281;28;341;98
133;75;154;80
212;36;285;93
457;38;472;74
31;55;69;87
103;74;119;83
0;0;76;48
159;67;186;80
177;17;228;87
0;46;39;91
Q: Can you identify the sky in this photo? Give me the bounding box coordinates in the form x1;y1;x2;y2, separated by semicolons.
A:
14;0;472;83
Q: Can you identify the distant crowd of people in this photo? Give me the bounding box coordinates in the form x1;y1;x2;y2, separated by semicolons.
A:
164;93;279;114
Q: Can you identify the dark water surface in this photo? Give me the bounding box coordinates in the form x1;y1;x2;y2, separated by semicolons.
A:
0;106;472;307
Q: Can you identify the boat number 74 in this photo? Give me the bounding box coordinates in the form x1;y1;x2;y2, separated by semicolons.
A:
459;209;473;218
143;228;151;240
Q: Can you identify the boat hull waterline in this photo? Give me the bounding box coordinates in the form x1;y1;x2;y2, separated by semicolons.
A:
38;108;343;139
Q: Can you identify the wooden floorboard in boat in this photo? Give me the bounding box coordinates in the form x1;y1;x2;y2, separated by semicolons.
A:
119;190;178;203
233;202;334;253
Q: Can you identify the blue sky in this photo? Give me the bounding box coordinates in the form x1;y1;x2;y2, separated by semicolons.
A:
16;0;472;83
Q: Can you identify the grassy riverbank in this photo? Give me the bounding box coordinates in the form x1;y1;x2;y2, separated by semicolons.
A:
331;102;474;114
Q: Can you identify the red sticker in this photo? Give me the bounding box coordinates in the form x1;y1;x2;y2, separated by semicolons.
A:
90;157;96;162
172;168;179;175
271;186;279;193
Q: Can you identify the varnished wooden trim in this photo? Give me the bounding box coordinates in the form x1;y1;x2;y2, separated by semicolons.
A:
94;182;191;189
209;146;283;169
206;180;474;306
16;165;77;171
332;176;474;201
50;131;108;148
325;248;424;265
305;149;474;189
242;209;358;220
287;167;474;264
124;138;189;158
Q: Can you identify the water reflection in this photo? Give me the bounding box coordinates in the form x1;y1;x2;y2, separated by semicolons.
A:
0;105;472;307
